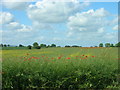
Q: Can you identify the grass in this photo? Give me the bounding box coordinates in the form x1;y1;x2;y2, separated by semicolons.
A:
1;47;120;89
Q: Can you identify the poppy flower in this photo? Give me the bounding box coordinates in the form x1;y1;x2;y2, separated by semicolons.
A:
66;57;71;59
92;56;95;57
28;58;32;60
58;57;61;59
85;56;88;58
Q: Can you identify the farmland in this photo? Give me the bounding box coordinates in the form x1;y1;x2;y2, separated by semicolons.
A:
1;47;120;89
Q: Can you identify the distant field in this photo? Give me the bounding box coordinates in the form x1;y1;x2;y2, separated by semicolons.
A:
1;47;120;89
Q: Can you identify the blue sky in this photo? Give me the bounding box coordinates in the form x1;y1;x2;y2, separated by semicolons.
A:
0;0;118;47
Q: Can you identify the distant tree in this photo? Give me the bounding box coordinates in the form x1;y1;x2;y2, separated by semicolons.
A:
57;46;61;47
4;44;7;47
110;44;114;47
33;42;41;49
40;44;46;48
105;43;110;47
99;43;103;47
72;45;79;47
7;44;10;47
46;45;50;48
51;44;56;47
27;45;32;49
19;44;24;47
33;42;38;48
95;46;98;47
36;46;41;49
0;44;3;47
65;45;71;47
115;42;120;47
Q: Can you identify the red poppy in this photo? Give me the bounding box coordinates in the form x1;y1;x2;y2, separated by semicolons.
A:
42;56;44;57
58;57;61;59
92;56;95;57
28;58;32;60
66;57;71;59
32;57;40;59
24;59;27;61
85;56;88;58
82;55;84;56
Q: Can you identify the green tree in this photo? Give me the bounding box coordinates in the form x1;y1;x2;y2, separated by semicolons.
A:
33;42;41;49
115;42;120;47
40;44;46;48
0;44;3;47
51;44;56;47
33;42;39;48
110;44;114;47
19;44;24;47
8;44;10;47
27;45;32;49
4;44;7;47
105;43;110;47
99;43;103;47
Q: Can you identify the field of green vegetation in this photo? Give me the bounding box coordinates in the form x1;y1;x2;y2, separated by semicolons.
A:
1;47;120;89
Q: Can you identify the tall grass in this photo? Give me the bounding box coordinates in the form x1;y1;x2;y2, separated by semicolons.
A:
1;47;119;89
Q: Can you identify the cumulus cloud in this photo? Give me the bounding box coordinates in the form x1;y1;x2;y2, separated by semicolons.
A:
67;8;110;34
1;12;32;32
0;12;14;24
27;0;89;26
2;0;32;10
113;25;118;30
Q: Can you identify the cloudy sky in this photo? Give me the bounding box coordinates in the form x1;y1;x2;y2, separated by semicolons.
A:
0;0;118;46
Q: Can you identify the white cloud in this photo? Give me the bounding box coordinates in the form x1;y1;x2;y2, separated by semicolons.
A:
67;8;110;34
0;12;14;24
5;22;22;30
113;25;118;30
97;27;105;33
27;0;89;24
17;25;32;32
2;0;32;10
1;12;32;32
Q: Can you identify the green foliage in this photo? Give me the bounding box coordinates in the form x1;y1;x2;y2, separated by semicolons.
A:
2;48;119;89
19;44;24;47
115;42;120;47
40;44;46;48
51;44;56;47
110;44;114;47
27;45;32;49
33;42;41;49
105;43;110;47
99;43;103;47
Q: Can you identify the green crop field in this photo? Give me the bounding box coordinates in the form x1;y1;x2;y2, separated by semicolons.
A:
1;47;120;89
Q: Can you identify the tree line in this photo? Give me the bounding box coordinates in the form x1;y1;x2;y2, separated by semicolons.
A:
0;42;120;49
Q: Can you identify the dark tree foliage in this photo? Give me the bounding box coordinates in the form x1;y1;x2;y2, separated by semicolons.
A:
27;45;32;49
40;44;46;48
99;43;103;47
51;44;56;47
65;45;71;47
19;44;24;47
105;43;110;47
